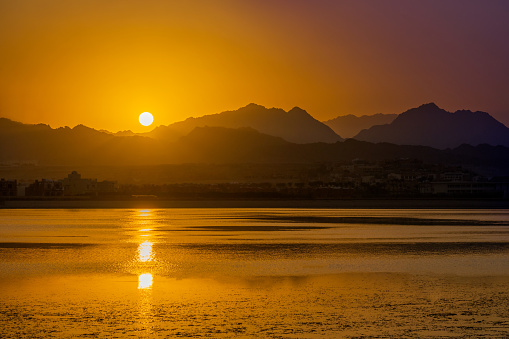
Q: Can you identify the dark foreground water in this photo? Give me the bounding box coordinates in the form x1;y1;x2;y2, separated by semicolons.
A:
1;208;508;338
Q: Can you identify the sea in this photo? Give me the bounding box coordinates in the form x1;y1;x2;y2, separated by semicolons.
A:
0;208;508;338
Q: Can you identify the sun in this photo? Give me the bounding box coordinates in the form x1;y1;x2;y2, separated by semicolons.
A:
139;112;154;126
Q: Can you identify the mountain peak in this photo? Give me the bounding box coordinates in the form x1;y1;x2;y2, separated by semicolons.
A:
322;113;398;138
150;104;342;143
0;117;21;126
288;106;310;116
240;103;267;110
115;130;136;136
396;102;448;121
418;102;440;110
354;103;509;149
408;102;446;114
0;118;51;131
73;124;91;130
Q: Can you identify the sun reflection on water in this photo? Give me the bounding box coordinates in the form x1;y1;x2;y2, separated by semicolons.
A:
134;209;156;292
138;241;154;262
138;273;153;289
139;209;151;217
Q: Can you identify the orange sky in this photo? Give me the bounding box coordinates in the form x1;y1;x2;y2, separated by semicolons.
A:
1;0;508;132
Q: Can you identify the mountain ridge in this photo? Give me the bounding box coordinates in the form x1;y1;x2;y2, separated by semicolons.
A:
147;103;343;144
323;113;398;138
353;103;509;149
2;103;509;172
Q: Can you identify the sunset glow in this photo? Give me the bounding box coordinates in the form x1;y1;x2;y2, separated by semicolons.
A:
1;1;508;132
2;2;508;338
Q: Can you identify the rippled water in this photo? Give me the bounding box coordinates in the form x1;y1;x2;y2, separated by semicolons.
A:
1;208;508;337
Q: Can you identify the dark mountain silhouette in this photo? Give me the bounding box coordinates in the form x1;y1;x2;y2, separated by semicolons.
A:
173;126;292;163
167;127;509;170
2;103;509;172
323;113;397;138
146;103;343;144
0;118;162;166
353;103;509;149
114;130;137;137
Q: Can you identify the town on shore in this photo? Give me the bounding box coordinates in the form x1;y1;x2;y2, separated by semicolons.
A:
2;159;509;202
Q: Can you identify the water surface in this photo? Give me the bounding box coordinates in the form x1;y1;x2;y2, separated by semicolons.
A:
1;208;508;337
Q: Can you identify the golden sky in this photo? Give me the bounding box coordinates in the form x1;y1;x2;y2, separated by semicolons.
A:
1;0;508;132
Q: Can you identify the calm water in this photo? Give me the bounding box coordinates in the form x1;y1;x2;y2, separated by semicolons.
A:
1;208;508;338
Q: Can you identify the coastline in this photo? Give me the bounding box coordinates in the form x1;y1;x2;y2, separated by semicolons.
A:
1;198;508;209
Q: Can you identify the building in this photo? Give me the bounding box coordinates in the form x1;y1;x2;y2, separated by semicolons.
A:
440;172;469;182
62;171;116;196
420;181;509;198
25;179;64;196
0;179;17;197
63;171;96;196
16;182;29;196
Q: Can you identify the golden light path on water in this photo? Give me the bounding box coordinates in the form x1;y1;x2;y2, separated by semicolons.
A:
1;209;509;337
136;209;154;290
138;273;153;289
138;241;154;262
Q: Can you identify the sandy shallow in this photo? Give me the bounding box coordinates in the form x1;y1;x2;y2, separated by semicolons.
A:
0;208;508;337
1;273;508;338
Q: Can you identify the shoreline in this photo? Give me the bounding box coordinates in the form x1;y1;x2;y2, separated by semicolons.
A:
1;198;508;209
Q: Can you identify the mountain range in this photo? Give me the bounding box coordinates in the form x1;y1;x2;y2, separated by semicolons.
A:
1;103;509;173
143;102;509;149
353;103;509;149
146;103;343;144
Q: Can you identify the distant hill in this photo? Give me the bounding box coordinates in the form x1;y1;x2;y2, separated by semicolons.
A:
168;127;509;171
3;104;509;173
147;103;343;144
353;103;509;149
0;118;161;166
323;113;397;138
173;126;292;163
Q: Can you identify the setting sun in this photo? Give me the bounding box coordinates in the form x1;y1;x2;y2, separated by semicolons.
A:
1;1;508;338
139;112;154;126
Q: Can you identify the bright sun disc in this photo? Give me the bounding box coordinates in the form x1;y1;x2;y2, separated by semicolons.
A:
139;112;153;126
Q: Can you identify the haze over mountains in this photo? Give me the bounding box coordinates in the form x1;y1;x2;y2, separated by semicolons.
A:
145;102;509;149
354;103;509;149
0;118;165;166
323;113;398;139
147;103;343;144
2;103;509;172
